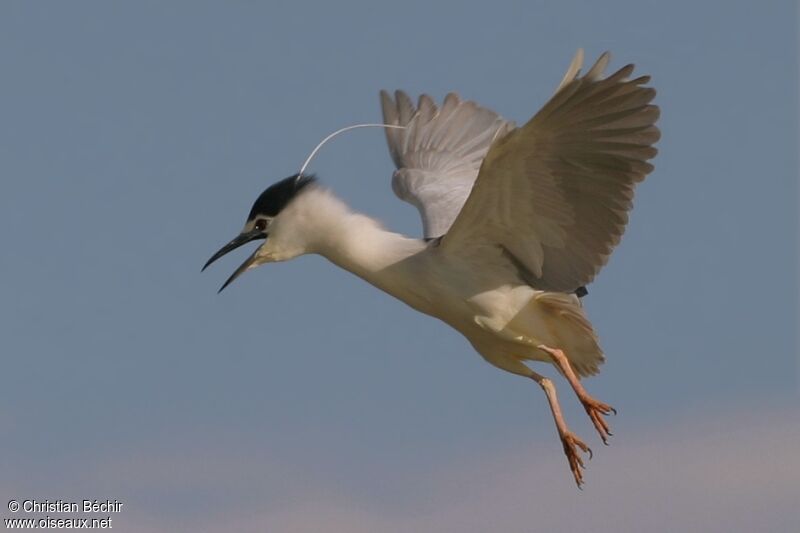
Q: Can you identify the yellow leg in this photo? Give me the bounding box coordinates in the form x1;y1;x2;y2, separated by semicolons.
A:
538;344;616;444
477;352;592;487
528;369;592;488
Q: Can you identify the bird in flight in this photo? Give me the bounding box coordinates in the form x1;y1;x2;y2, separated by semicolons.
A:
203;50;660;487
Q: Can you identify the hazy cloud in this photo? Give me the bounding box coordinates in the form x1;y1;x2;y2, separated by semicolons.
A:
6;403;793;533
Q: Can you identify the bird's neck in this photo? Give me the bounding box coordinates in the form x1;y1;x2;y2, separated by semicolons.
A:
290;188;427;283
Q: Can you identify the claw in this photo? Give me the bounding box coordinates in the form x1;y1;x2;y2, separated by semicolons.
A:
582;397;615;444
561;431;592;487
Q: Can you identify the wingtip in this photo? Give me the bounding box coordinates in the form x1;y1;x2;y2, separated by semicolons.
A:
443;92;462;105
379;89;392;110
573;48;585;67
395;89;412;104
585;51;611;81
395;90;415;123
555;49;585;94
417;94;437;120
380;90;398;125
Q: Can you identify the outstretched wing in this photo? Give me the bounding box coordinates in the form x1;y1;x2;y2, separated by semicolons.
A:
442;50;660;292
380;90;514;238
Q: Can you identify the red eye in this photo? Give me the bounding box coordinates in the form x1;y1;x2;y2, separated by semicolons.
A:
254;219;267;231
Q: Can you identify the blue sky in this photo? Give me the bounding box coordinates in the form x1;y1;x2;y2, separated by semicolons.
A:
0;1;797;531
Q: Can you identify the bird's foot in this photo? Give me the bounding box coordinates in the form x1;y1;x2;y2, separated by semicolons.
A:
536;343;617;445
580;395;616;445
560;431;592;488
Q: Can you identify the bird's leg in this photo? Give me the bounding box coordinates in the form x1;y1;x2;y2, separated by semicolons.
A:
529;370;592;488
537;344;616;444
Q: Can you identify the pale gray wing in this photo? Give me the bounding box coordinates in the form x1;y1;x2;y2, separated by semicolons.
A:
380;90;514;238
442;50;660;292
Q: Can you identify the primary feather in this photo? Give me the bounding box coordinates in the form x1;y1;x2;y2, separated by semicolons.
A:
380;91;514;238
442;50;660;292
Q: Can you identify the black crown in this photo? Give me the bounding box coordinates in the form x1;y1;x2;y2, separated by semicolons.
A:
248;174;317;220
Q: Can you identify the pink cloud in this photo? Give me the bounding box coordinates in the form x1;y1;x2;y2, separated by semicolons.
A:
233;405;799;533
3;402;797;532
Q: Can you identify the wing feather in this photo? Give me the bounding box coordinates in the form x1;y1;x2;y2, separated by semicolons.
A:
442;51;660;292
380;90;514;238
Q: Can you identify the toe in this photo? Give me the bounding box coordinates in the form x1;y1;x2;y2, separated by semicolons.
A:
561;432;592;487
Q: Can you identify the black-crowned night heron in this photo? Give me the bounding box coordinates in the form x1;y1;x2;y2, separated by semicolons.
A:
203;50;660;487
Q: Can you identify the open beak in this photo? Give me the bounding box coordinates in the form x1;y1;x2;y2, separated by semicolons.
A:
202;229;266;292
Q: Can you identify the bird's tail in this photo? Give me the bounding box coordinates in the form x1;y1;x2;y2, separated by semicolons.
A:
534;292;605;378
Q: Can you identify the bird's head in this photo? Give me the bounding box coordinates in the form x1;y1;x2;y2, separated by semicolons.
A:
203;173;318;292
